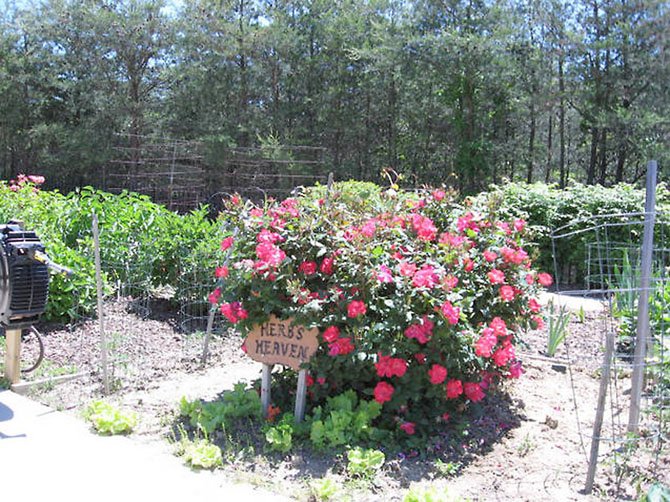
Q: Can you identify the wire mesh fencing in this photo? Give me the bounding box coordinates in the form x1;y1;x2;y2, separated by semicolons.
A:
550;207;669;497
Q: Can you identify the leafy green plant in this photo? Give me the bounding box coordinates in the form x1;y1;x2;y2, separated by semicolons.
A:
404;483;465;502
434;459;462;477
308;390;382;449
309;476;340;501
0;181;218;322
180;438;223;469
639;482;670;502
264;414;294;453
546;300;571;357
516;434;536;457
179;382;262;434
346;447;385;478
85;400;137;435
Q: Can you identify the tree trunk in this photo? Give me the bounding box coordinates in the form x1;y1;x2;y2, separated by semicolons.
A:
237;0;249;147
526;101;535;184
615;140;626;182
559;55;566;188
545;113;553;183
587;127;598;185
597;129;607;185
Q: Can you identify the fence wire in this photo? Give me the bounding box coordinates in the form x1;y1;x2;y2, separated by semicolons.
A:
551;211;669;497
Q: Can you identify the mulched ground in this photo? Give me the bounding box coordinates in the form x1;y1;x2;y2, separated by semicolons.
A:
3;298;668;501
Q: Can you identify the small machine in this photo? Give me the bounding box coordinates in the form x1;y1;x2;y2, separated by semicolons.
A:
0;221;50;329
1;221;71;383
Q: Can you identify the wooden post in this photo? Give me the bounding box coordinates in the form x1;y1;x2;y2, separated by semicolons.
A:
261;363;272;417
585;325;616;493
200;309;216;367
92;213;110;395
3;329;21;384
294;369;307;423
201;226;239;365
628;160;657;433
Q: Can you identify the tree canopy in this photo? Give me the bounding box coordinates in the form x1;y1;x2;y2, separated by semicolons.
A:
1;0;668;193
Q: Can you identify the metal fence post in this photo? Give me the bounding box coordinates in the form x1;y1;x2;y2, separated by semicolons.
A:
627;160;657;433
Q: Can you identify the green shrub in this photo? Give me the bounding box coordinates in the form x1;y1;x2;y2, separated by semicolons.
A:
211;186;546;439
0;179;218;321
469;182;670;284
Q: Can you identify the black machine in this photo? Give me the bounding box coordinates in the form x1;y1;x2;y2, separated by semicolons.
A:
0;221;52;329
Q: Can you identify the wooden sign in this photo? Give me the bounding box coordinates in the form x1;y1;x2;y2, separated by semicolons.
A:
246;315;319;370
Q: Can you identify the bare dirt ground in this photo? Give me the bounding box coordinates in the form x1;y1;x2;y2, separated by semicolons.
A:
2;297;667;501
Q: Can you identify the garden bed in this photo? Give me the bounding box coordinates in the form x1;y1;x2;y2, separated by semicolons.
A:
3;298;665;501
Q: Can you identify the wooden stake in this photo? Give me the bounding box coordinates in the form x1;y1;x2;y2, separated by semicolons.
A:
92;213;110;395
584;327;615;493
11;372;87;394
261;363;272;417
294;369;307;423
628;160;657;433
200;308;215;367
3;329;21;384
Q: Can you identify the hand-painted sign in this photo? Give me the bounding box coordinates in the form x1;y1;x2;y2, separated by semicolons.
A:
246;315;319;370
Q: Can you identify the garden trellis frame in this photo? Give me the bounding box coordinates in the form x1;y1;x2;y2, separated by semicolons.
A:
550;161;668;495
106;134;329;213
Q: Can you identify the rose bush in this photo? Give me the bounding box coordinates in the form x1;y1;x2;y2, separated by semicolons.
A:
211;183;549;438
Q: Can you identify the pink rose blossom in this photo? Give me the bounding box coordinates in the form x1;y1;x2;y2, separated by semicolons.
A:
440;301;460;325
377;264;394;283
400;422;416;435
499;285;516;302
412;264;439;289
483;250;498;262
373;381;394;403
475;328;498;357
221;237;234;250
446;379;463;399
399;261;417;277
464;382;485;402
428;364;448;384
347;300;367;318
488;269;505;284
537;272;553;287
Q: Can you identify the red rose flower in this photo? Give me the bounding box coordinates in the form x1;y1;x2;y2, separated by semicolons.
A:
322;326;340;343
298;261;318;275
446;379;463;399
428;364;448;384
373;381;394;404
221;236;234;250
537;272;553;287
400;421;416;435
347;300;367;318
464;382;485;402
320;257;334;275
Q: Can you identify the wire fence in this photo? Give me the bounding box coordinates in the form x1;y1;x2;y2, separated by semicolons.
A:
550;176;669;496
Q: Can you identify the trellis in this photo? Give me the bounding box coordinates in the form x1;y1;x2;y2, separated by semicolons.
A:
551;162;668;496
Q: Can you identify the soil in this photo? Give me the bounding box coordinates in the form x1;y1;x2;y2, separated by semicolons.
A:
2;297;668;501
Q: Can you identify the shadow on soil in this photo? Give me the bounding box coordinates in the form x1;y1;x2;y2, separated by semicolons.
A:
170;386;527;489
